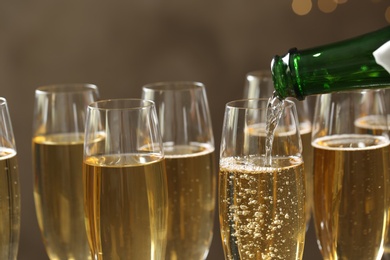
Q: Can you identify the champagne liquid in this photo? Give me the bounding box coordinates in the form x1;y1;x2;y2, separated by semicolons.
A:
0;149;20;260
300;124;313;228
312;134;389;260
355;116;390;259
32;134;91;260
247;121;313;228
164;144;216;260
265;96;285;166
219;156;306;260
83;154;168;260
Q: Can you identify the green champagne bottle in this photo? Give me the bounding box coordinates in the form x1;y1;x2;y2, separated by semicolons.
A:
271;26;390;100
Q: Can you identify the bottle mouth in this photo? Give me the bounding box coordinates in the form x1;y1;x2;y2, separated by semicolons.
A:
271;48;304;101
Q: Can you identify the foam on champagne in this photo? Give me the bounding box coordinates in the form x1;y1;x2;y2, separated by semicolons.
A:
163;142;214;158
312;134;389;150
0;147;16;159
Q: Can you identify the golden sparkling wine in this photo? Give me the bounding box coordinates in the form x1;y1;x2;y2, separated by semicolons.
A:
0;149;20;260
164;144;216;260
355;116;390;256
219;155;306;260
299;123;313;227
246;121;313;227
83;154;168;260
312;134;389;260
32;133;91;260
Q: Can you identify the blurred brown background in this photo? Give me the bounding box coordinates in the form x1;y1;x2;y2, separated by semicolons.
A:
0;1;387;259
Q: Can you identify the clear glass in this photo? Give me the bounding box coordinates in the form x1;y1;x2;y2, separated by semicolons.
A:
142;81;216;260
0;97;20;260
312;90;389;259
32;84;99;260
83;98;168;260
219;98;306;260
244;70;313;230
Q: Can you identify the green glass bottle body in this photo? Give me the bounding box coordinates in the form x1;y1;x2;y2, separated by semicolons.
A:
271;26;390;100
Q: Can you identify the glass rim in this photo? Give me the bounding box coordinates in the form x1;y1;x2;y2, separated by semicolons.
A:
318;88;385;97
246;70;272;78
0;97;7;107
142;81;205;92
35;83;98;94
226;98;295;110
88;98;155;111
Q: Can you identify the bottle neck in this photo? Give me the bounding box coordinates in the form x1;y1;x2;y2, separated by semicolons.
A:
271;26;390;100
271;48;304;100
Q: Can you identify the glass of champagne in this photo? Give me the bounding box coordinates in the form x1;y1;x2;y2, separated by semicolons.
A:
83;98;168;260
312;90;389;259
32;84;99;259
244;70;313;229
142;82;216;260
219;98;306;260
0;97;20;260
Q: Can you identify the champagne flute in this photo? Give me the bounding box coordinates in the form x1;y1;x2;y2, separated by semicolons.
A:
32;84;99;260
142;81;216;260
312;90;389;259
219;98;306;260
244;70;313;229
83;98;168;260
0;97;21;260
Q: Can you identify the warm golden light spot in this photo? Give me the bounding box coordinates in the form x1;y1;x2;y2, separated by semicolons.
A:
292;0;312;16
290;0;389;23
318;0;338;13
386;6;390;23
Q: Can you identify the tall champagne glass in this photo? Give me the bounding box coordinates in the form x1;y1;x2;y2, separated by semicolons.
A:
32;84;99;259
219;98;306;260
312;90;389;259
83;99;168;260
0;97;20;260
244;70;313;229
142;82;216;260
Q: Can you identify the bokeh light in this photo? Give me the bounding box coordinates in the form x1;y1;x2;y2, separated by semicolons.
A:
292;0;313;16
291;0;389;23
318;0;338;13
334;0;348;4
386;5;390;23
